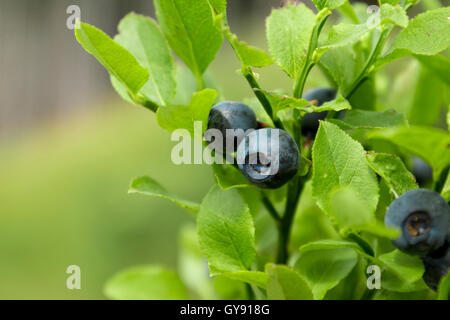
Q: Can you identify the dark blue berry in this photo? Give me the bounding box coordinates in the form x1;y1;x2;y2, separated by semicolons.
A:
236;128;300;189
385;189;449;256
422;237;450;291
411;157;433;186
206;101;257;153
301;88;337;136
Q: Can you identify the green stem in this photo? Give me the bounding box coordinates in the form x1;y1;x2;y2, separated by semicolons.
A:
195;72;206;91
223;22;283;130
262;195;281;222
276;176;305;264
293;9;331;99
344;27;391;99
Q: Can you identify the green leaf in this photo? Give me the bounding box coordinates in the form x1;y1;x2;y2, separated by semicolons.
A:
154;0;223;76
197;185;255;275
366;152;418;197
441;171;450;201
228;32;273;68
157;89;218;137
129;176;200;212
178;225;217;299
213;164;252;190
312;121;379;217
332;109;407;129
368;126;450;180
265;264;313;300
329;187;376;228
408;66;446;126
438;273;450;300
104;266;189;300
222;271;268;289
295;241;358;299
378;7;450;68
415;54;450;86
207;0;227;13
266;3;316;79
378;249;425;283
379;4;409;28
321;23;369;50
262;91;351;118
75;22;148;95
312;0;347;10
114;13;176;105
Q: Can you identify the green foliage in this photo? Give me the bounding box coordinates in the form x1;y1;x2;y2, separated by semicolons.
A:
266;264;313;300
266;3;316;79
366;152;418;197
197;185;255;275
129;176;200;213
73;0;449;301
114;13;176;106
154;0;223;79
312;121;379;218
75;22;149;96
104;266;189;300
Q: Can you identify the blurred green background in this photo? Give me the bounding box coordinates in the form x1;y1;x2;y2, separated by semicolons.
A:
0;0;446;299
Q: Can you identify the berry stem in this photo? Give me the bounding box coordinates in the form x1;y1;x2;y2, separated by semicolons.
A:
293;9;331;99
262;195;281;221
276;176;305;264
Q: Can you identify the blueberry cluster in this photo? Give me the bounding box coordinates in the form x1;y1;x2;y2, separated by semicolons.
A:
207;101;300;189
385;189;450;290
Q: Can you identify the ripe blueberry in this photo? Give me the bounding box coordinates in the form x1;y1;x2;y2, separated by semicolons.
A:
301;88;337;136
385;189;449;256
422;237;449;291
411;157;433;186
236;128;300;189
206;101;257;153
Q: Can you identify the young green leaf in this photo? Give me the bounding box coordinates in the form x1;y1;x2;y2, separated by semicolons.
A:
312;121;379;217
265;264;313;300
266;3;316;79
331;109;407;129
104;266;189;300
312;0;347;10
437;273;450;300
295;241;358;299
377;7;450;68
226;31;273;68
75;22;149;95
207;0;227;13
379;4;408;28
329;187;376;228
378;249;425;283
408;66;446;126
321;23;369;50
415;54;450;86
366;152;418;197
154;0;223;77
441;171;450;201
157;89;218;137
261;91;351;118
368;126;450;180
213;164;252;190
197;185;255;275
221;271;268;289
114;13;176;105
178;225;217;299
129;176;200;212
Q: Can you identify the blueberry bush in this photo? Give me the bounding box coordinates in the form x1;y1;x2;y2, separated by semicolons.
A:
75;0;450;300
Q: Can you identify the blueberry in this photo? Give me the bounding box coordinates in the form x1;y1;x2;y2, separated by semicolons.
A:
206;101;257;153
301;88;337;136
422;237;450;291
411;157;433;186
385;189;449;256
236;128;300;189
